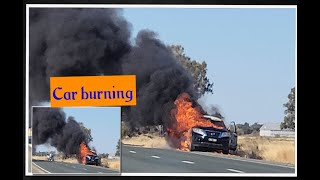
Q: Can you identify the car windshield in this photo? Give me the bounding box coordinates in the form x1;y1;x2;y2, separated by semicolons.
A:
212;120;226;129
203;117;227;129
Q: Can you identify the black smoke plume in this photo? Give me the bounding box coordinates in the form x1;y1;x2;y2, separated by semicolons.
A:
30;8;131;105
32;108;87;155
30;8;199;151
121;31;196;129
30;8;131;154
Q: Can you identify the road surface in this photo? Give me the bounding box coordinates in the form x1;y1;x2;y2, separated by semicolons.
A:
32;160;119;174
121;145;295;173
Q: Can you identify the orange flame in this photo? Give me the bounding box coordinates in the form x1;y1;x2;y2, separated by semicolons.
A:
79;142;94;164
167;93;224;151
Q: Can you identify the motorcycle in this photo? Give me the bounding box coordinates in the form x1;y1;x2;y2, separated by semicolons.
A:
47;154;54;162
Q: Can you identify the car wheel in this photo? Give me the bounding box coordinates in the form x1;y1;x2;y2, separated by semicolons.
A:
189;142;195;151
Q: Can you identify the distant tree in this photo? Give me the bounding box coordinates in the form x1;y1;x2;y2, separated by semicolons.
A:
236;122;254;135
281;87;295;130
79;122;93;143
250;122;263;132
236;128;244;135
242;122;252;134
115;139;120;156
170;45;214;97
121;121;131;137
99;153;109;158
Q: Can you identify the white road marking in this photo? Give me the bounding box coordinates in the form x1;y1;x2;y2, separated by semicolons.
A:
98;171;103;173
181;160;194;164
32;162;51;174
72;166;76;168
83;168;87;170
151;155;160;159
227;168;244;173
129;150;136;154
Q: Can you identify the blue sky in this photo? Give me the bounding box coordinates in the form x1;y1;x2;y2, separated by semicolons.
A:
36;107;120;154
123;8;296;125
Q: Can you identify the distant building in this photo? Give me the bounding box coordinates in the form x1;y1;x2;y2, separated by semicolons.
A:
259;123;295;137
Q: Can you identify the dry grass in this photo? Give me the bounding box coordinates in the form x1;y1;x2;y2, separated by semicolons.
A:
33;155;79;163
122;134;168;148
237;136;295;164
101;158;120;170
32;155;48;161
122;134;295;165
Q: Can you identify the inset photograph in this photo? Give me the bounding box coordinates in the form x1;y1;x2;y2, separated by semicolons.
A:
30;107;120;175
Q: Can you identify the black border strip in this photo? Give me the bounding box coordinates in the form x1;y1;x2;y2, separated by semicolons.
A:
21;1;301;180
24;0;297;5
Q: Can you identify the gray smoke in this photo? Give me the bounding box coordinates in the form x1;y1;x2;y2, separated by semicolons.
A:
30;8;199;152
198;99;225;119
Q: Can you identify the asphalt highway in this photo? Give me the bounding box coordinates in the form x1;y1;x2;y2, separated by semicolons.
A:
32;160;119;174
121;145;295;173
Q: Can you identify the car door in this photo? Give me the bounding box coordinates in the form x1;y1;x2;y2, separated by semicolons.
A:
229;121;238;150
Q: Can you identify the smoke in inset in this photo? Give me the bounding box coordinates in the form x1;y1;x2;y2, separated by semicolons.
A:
32;108;87;155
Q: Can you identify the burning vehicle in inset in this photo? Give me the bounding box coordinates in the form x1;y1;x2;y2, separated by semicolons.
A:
84;151;101;166
189;115;237;154
79;142;101;166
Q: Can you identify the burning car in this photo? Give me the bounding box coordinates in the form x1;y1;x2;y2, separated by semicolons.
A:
79;143;101;166
189;115;237;154
84;150;101;166
167;93;237;153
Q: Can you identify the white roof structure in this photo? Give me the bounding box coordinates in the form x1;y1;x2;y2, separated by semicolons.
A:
260;122;294;137
260;123;281;131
